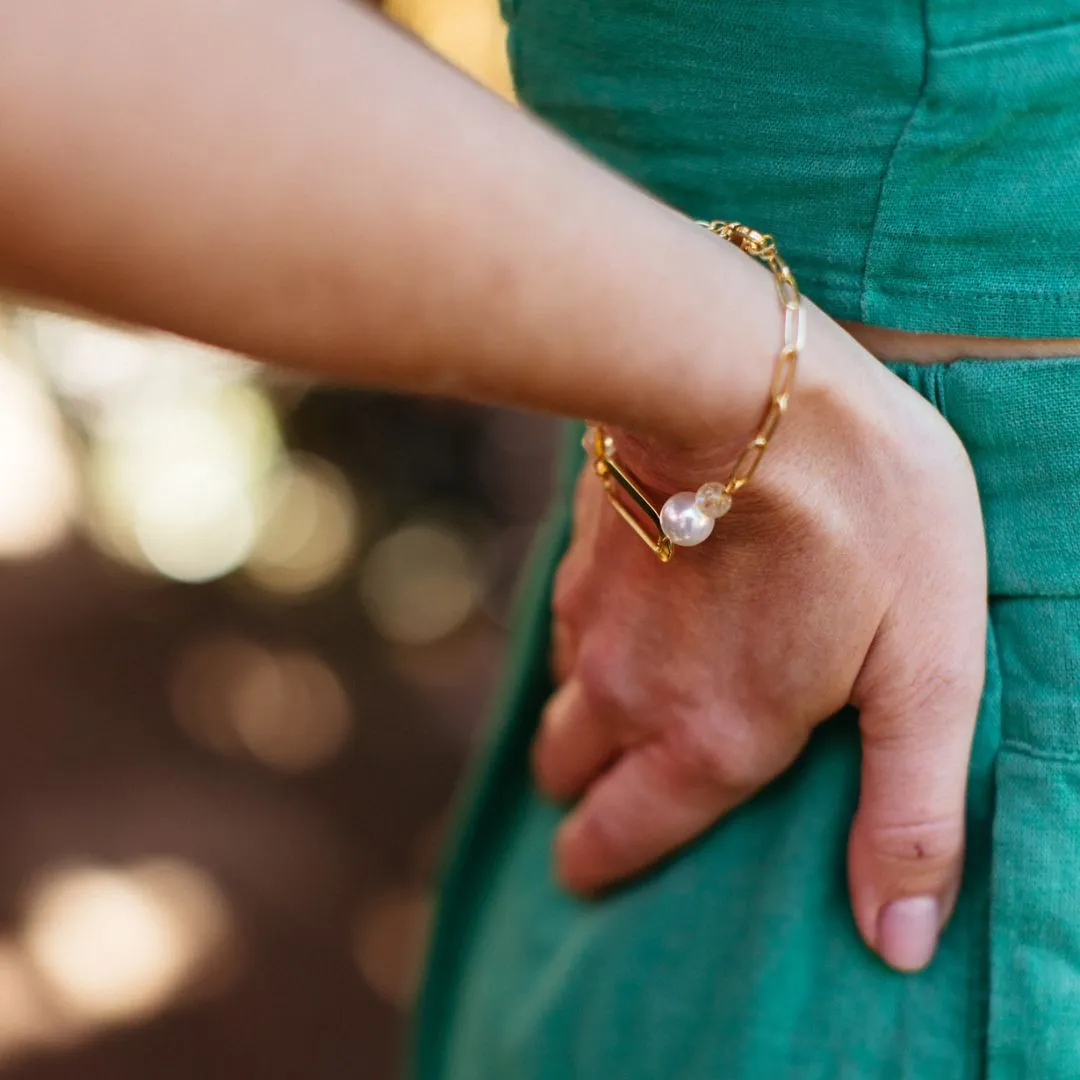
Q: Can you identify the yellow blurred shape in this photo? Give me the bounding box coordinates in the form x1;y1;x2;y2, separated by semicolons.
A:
353;888;434;1009
246;454;359;596
21;860;232;1028
387;0;513;99
361;522;483;646
171;638;352;772
0;356;78;559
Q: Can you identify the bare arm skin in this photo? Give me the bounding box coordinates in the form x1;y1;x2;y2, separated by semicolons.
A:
0;0;801;446
0;0;988;974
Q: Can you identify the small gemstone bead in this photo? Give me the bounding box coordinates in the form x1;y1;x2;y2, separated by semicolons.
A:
660;491;715;547
581;425;615;457
695;482;733;520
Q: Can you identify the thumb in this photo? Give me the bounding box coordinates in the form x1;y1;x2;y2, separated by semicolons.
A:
848;609;986;973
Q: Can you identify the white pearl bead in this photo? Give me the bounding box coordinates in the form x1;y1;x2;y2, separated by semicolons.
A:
660;491;714;547
695;482;733;520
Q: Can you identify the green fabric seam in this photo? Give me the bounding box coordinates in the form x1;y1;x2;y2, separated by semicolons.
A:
859;0;932;324
933;15;1080;55
997;740;1080;765
822;280;1080;303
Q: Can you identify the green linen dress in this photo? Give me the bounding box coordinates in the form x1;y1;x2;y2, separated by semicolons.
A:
416;4;1080;1077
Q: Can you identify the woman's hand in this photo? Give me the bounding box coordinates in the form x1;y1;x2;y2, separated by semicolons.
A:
534;322;987;973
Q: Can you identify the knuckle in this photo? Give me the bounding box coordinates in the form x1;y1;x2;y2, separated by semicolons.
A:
863;813;964;872
698;745;761;791
551;557;587;627
919;659;983;708
664;715;765;792
864;658;982;738
549;620;576;683
561;804;638;877
530;718;561;790
575;636;638;719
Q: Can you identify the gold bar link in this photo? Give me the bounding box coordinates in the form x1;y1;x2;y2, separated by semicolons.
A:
594;456;674;562
783;304;806;352
757;402;785;443
775;268;801;312
770;346;799;403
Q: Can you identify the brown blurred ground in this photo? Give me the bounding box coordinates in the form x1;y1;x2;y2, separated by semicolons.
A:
0;387;557;1080
0;5;533;1076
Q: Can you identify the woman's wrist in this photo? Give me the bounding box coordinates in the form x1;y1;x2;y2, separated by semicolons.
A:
603;307;944;538
606;299;830;485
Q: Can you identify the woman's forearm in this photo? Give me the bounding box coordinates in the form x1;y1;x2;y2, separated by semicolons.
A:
0;0;808;443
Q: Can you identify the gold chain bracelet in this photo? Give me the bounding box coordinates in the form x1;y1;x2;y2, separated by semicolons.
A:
584;221;804;562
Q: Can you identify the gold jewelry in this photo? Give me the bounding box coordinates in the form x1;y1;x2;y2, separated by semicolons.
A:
584;221;803;562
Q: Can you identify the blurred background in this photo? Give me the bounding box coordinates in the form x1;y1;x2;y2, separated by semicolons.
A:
0;5;555;1078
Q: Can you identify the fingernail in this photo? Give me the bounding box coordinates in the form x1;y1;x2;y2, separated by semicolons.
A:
876;896;940;972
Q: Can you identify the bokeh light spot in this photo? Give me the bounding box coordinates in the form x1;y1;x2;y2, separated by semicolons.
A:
361;523;483;646
134;462;257;583
230;649;352;772
246;454;359;596
353;888;434;1010
86;383;280;581
25;313;255;419
171;638;352;772
21;860;233;1027
0;938;81;1066
0;357;78;559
